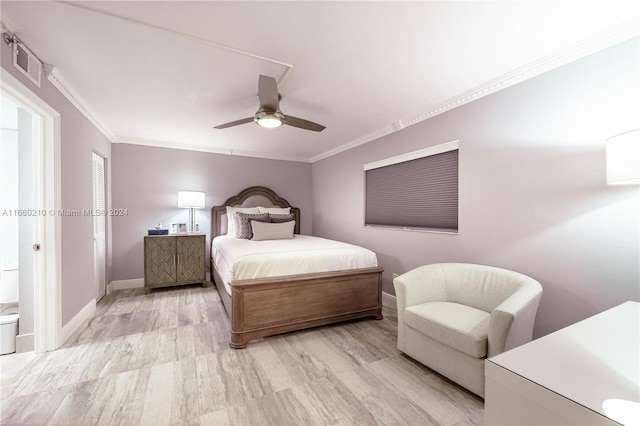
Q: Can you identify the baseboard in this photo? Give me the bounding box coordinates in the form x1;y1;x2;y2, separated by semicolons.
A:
16;333;34;353
108;278;144;293
60;298;96;345
382;291;397;311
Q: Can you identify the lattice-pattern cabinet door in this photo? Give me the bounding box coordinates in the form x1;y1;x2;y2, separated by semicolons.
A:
176;235;206;283
144;236;176;286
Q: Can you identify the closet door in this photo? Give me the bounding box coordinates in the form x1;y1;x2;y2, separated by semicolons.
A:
92;152;106;301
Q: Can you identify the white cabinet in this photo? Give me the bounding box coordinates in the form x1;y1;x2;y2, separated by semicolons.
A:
485;301;639;425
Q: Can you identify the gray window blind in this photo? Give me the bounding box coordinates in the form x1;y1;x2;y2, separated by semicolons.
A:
365;146;458;232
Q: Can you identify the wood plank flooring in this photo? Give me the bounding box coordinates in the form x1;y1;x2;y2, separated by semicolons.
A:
0;285;483;425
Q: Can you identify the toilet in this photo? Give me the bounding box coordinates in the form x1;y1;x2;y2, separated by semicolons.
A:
0;262;19;355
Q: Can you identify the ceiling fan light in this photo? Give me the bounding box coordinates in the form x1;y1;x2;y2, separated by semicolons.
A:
257;117;282;128
255;110;284;129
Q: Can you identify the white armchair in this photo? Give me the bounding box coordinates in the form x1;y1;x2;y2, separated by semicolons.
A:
393;263;542;397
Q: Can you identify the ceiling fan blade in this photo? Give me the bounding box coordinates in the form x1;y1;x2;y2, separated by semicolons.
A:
214;117;254;129
284;115;326;132
258;75;280;110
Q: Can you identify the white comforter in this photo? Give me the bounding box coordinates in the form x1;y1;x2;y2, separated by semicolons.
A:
211;235;378;294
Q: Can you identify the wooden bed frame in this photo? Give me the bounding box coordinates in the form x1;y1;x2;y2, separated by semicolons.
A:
210;186;384;348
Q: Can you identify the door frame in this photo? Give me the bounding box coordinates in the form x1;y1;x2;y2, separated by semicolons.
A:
2;68;62;352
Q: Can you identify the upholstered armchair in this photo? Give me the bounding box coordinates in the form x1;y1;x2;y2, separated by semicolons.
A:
393;263;542;397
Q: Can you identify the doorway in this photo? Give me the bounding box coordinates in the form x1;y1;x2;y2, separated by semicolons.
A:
1;68;61;352
0;94;35;353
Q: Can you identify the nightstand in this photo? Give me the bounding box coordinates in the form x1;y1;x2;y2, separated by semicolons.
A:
143;234;206;292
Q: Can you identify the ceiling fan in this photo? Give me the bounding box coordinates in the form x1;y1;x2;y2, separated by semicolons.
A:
214;75;325;132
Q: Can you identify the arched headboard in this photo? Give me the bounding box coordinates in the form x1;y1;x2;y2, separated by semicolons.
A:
211;186;301;237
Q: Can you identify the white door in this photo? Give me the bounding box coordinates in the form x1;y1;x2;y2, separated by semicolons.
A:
92;152;106;301
2;68;61;352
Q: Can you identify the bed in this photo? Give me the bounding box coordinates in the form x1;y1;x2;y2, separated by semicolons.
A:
210;186;384;348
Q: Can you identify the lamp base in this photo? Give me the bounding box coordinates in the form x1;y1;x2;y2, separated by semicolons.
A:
188;208;196;233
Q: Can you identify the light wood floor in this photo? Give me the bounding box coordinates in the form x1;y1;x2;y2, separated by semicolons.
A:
1;285;483;425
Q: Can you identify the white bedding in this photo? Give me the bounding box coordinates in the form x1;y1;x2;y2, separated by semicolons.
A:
211;235;378;295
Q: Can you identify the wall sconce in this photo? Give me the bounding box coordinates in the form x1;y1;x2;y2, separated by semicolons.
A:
177;191;205;233
606;129;640;185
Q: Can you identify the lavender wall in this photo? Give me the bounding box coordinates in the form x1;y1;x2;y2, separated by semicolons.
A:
1;41;113;327
110;144;312;281
312;39;640;338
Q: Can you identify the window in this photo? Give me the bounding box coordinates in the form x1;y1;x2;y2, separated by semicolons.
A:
364;140;459;233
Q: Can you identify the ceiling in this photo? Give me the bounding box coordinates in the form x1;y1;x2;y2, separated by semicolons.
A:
1;1;638;162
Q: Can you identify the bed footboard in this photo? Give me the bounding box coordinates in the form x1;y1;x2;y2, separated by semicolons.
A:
214;266;383;348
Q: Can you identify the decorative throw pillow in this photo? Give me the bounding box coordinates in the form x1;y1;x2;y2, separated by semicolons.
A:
226;206;260;236
251;220;295;241
235;212;269;239
257;206;291;214
269;213;295;223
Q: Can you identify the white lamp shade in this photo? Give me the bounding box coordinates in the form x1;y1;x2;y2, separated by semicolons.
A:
606;129;640;185
178;191;205;208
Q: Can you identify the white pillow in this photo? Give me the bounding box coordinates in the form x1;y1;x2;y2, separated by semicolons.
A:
257;206;291;214
250;220;295;241
226;206;260;237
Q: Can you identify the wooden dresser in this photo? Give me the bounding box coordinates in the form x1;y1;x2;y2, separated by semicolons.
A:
143;234;206;292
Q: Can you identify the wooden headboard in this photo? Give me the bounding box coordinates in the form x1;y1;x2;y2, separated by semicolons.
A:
211;186;301;237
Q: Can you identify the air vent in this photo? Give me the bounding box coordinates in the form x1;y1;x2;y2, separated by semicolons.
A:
13;41;42;87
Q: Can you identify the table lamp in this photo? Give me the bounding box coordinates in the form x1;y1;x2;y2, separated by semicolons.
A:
178;191;205;233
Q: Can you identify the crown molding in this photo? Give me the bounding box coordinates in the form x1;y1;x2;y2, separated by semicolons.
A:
42;67;310;162
3;12;114;141
35;65;308;163
7;12;636;164
45;67;114;141
112;135;311;163
311;18;640;163
0;11;19;33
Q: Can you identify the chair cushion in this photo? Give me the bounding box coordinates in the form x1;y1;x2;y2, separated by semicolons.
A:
404;301;490;358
